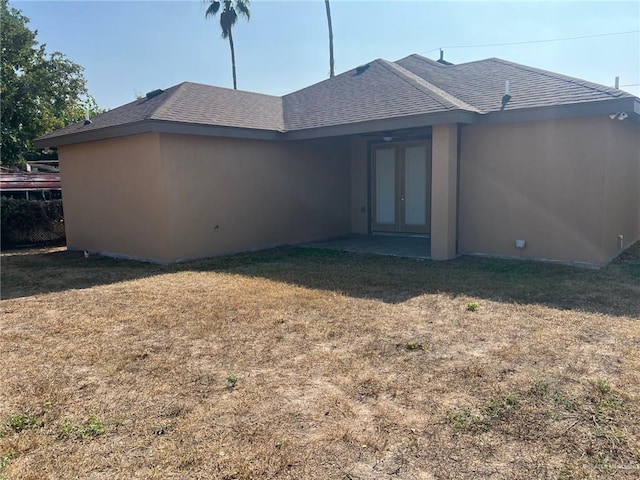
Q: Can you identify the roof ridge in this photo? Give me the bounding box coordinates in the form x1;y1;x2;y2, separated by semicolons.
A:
488;58;631;99
399;54;447;68
179;81;283;99
148;82;190;120
283;64;367;99
379;59;479;112
405;54;491;69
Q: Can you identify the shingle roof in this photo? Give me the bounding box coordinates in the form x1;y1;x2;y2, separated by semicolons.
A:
395;54;633;114
36;55;638;145
152;82;284;131
282;59;477;131
37;82;284;141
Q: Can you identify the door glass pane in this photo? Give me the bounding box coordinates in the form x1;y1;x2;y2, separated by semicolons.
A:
404;145;427;226
375;148;395;224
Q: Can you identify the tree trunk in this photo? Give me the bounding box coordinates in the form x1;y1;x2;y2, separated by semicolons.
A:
228;28;237;89
325;0;334;78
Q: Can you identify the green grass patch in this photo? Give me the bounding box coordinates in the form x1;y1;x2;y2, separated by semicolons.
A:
485;393;518;418
446;409;482;431
60;415;106;440
4;413;43;433
466;301;479;312
404;341;427;351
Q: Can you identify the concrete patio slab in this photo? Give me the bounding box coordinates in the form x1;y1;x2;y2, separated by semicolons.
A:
301;234;431;259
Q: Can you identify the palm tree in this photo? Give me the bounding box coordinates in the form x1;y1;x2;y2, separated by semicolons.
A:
325;0;334;78
204;1;250;90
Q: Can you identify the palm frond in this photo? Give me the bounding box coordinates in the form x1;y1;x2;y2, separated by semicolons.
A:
204;1;221;18
235;0;250;20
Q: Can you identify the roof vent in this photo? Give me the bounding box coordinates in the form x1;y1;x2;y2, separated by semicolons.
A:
436;49;454;66
83;108;92;126
501;80;511;110
354;64;370;75
145;89;164;100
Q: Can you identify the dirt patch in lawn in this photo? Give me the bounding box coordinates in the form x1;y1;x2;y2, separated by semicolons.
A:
1;245;639;479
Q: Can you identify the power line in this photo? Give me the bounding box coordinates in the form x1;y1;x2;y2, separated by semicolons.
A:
620;83;640;87
422;30;640;54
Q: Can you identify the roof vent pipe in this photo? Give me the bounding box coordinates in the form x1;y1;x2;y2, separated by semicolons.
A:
501;81;512;110
615;76;620;89
436;49;454;65
83;108;92;126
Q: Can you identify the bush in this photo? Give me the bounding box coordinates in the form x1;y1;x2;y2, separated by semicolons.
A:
1;198;65;248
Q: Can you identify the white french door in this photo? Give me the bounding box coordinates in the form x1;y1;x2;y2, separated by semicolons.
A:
371;141;431;234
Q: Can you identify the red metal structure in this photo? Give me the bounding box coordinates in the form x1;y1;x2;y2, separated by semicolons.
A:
0;172;62;199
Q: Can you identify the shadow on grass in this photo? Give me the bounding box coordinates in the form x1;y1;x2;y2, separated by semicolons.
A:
2;244;639;318
0;248;168;301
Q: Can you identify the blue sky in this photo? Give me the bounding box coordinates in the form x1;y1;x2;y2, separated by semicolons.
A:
14;1;640;109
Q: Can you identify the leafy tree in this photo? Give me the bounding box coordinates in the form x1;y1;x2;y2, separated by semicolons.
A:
0;0;102;166
204;0;250;90
325;0;334;78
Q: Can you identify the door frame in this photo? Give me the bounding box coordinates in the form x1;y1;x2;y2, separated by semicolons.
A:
369;139;432;235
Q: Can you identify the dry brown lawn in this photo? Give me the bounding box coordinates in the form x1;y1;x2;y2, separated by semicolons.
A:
1;244;639;479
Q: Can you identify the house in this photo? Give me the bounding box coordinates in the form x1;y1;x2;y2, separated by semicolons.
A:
34;55;640;266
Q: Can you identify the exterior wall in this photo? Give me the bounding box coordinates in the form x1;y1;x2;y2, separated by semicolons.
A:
458;116;640;265
57;117;637;265
431;124;458;260
350;137;369;234
601;118;640;258
158;134;351;260
58;133;174;260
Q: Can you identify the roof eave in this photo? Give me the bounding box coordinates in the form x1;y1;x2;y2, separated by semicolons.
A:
34;97;639;149
34;119;285;149
476;97;640;125
630;98;640;125
283;110;476;141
